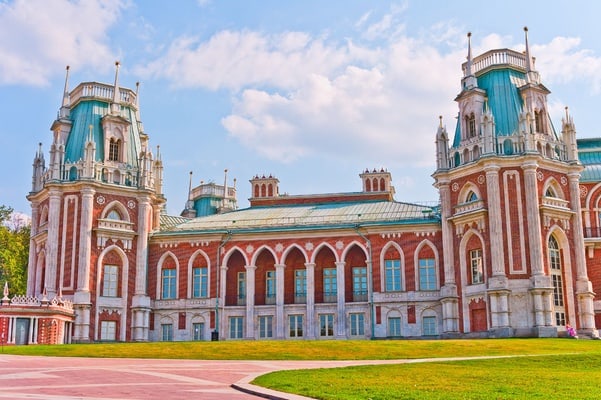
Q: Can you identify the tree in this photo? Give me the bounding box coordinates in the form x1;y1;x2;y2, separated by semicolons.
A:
0;205;30;296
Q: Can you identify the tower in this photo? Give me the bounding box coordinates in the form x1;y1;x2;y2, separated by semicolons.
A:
26;63;166;342
433;29;597;338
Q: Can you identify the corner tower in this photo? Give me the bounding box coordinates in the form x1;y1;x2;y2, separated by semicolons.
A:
27;64;166;342
433;29;597;338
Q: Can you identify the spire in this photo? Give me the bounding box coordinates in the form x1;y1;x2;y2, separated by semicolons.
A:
524;27;532;72
466;32;473;76
111;61;121;115
562;106;578;161
462;32;477;90
59;65;70;118
436;115;449;170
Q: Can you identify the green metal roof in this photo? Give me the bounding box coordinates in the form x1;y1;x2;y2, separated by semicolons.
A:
64;100;143;169
578;138;601;182
155;200;439;235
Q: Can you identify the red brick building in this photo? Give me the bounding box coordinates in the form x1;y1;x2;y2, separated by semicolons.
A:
1;30;600;343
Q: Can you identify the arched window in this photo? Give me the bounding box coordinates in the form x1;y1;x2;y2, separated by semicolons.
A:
108;138;121;162
162;267;177;299
467;113;476;138
107;209;121;220
365;179;371;192
254;184;260;198
102;264;119;297
470;249;484;284
535;110;545;133
466;191;478;203
380;178;386;191
549;236;566;326
372;178;379;191
268;183;273;197
261;184;266;197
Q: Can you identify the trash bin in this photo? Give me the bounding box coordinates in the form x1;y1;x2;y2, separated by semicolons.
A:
211;331;219;341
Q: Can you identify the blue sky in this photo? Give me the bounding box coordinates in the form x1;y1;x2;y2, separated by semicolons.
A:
2;0;601;217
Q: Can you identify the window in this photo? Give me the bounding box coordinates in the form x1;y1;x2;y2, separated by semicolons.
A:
237;272;246;305
545;187;557;197
466;191;478;202
161;324;173;341
549;236;566;326
419;258;436;291
385;259;402;292
265;271;276;304
161;268;176;299
108;138;120;162
352;267;368;301
192;322;204;341
107;209;121;220
388;317;401;337
259;315;273;339
323;268;337;302
102;265;118;297
229;317;243;339
100;321;116;341
289;314;303;338
535;110;545;133
320;314;334;337
470;249;484;284
294;269;307;303
350;313;365;336
423;316;437;336
467;113;476;138
192;267;208;298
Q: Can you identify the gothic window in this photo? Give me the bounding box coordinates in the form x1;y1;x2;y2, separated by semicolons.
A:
380;177;386;191
237;271;246;305
192;267;208;298
470;249;484;284
323;268;337;303
265;271;276;304
535;110;545;133
467;113;476;138
365;179;372;192
108;138;121;162
466;190;478;203
102;265;119;297
268;183;273;196
352;267;368;301
372;178;379;191
385;259;402;291
254;184;259;198
161;268;177;299
294;269;307;303
418;258;436;290
545;187;556;197
261;184;266;197
549;235;566;326
107;209;121;220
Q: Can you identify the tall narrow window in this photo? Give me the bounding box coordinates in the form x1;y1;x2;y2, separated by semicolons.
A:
229;316;243;339
388;317;401;337
237;272;246;305
535;110;545;133
423;316;437;336
265;271;276;304
161;268;176;299
100;321;116;341
294;269;307;303
192;322;204;341
161;324;173;341
470;249;484;284
419;258;436;291
385;259;402;291
192;267;208;298
549;236;566;326
350;313;365;336
289;314;303;337
103;265;118;297
259;315;273;338
319;314;334;337
352;267;368;301
323;268;337;302
468;113;476;138
108;138;120;162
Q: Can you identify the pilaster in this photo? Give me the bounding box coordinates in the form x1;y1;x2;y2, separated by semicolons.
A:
305;262;316;339
335;261;346;337
245;265;256;339
275;263;285;338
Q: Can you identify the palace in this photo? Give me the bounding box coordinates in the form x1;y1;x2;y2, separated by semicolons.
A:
2;29;601;344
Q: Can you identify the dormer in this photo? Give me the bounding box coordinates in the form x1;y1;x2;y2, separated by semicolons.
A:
250;174;279;198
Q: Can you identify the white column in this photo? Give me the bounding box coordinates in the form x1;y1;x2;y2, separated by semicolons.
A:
27;204;39;296
522;162;544;276
45;188;61;297
245;265;256;339
305;263;316;338
76;187;95;292
275;263;285;338
132;195;152;341
335;261;346;337
484;165;506;277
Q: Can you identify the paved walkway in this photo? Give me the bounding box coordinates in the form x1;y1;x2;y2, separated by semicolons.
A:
0;354;520;400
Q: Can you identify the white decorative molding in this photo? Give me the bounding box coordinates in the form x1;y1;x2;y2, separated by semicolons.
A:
96;195;105;204
275;243;284;253
452;182;459;192
381;232;402;238
537;171;544;181
245;244;254;254
580;185;588;198
305;242;314;251
477;175;485;185
189;241;210;247
335;241;344;250
159;242;179;249
127;200;136;209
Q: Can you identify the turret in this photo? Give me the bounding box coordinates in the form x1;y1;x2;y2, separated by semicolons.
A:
360;168;394;194
250;174;280;198
435;116;449;170
562;107;578;162
31;142;45;192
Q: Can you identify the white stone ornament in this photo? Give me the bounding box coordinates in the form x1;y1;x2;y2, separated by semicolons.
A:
96;195;105;204
127;200;136;209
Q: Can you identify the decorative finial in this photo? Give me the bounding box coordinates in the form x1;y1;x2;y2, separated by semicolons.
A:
466;32;473;77
2;281;9;301
439;115;443;128
524;26;532;72
111;61;121;113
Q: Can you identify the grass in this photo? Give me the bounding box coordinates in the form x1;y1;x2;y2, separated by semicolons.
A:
2;338;600;399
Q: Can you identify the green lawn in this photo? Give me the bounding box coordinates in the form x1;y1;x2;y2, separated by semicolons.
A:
2;338;600;399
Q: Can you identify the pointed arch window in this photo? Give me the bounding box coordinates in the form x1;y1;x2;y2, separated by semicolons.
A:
549;236;566;326
467;113;476;138
108;138;121;162
162;268;177;299
385;259;402;292
470;249;484;284
466;191;478;203
545;187;557;198
107;209;122;220
534;110;545;134
102;265;119;297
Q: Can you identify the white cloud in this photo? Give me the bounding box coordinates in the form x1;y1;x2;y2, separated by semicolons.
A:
0;0;126;86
